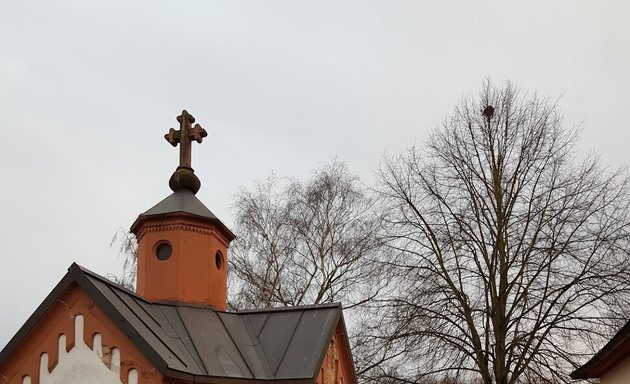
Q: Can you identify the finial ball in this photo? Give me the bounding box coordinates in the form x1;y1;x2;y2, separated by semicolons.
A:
169;166;201;194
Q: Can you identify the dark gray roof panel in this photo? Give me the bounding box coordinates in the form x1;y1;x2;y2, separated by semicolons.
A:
245;312;269;337
218;312;274;378
178;307;253;378
258;310;304;374
276;308;339;379
157;305;208;373
141;190;219;219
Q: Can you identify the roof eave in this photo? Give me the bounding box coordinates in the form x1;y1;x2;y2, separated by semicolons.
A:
0;263;174;375
0;264;78;366
571;319;630;379
336;307;360;384
71;266;173;374
130;211;236;242
163;367;314;384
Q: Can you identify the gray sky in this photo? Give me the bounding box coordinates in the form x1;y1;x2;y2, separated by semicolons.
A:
1;1;629;348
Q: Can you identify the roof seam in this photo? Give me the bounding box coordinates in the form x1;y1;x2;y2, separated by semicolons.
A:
174;307;210;375
216;314;255;378
273;310;305;376
157;306;207;374
258;313;270;337
242;315;274;377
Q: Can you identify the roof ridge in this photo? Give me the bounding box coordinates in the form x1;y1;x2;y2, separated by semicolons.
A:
236;302;342;314
69;263;145;300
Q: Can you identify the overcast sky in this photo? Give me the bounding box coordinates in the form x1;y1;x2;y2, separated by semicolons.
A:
1;1;629;348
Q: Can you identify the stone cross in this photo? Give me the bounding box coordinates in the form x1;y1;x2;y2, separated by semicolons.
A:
164;110;207;168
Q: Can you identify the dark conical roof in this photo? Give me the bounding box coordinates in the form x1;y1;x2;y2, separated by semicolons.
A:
130;189;235;241
140;190;218;219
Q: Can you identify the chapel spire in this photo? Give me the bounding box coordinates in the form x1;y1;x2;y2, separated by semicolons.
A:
130;110;234;309
164;110;208;194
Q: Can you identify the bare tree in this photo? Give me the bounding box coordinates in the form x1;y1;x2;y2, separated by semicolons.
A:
109;227;137;291
377;81;630;384
229;161;385;309
229;161;394;383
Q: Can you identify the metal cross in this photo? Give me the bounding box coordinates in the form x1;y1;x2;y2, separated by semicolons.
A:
164;110;208;168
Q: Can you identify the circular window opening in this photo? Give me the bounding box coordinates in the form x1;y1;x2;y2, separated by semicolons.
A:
215;251;224;270
156;242;172;261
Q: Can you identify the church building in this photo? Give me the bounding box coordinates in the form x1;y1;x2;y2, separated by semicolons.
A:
0;111;357;384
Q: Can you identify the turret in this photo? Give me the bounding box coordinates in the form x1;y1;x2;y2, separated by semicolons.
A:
130;110;234;309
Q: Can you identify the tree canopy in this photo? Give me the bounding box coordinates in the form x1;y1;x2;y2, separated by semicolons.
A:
377;81;630;384
229;161;384;310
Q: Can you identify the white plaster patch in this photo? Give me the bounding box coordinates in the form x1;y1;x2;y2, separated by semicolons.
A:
128;369;138;384
32;314;136;384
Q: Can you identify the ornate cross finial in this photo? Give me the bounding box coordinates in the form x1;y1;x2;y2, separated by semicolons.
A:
164;110;208;194
165;110;208;168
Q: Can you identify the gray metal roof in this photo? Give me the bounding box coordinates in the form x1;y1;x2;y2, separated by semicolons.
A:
0;264;348;384
141;190;219;219
130;190;235;241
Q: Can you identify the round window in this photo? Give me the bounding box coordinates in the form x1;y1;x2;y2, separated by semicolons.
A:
215;251;223;270
156;242;172;261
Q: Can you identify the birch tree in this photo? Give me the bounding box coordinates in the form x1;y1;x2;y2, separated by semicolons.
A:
228;161;393;383
229;161;384;309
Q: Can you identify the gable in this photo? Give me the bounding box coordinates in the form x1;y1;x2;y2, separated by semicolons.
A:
0;284;162;384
